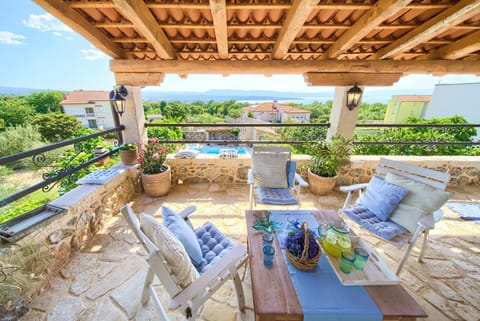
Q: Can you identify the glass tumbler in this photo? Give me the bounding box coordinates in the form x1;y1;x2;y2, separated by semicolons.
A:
263;232;274;247
353;247;369;270
340;251;355;274
263;245;275;268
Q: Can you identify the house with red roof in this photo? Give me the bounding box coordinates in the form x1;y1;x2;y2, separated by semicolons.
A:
242;100;310;123
60;90;114;129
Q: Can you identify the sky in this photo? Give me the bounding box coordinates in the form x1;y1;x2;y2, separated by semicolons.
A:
1;1;480;95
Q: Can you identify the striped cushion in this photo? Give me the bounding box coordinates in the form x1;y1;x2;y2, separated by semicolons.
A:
252;152;289;188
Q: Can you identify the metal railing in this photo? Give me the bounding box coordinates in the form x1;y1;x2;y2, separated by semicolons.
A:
1;121;479;241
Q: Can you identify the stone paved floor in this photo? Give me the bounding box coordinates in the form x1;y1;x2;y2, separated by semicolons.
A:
20;183;480;321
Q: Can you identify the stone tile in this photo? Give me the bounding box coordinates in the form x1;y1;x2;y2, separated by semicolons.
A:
19;309;46;321
110;267;149;319
85;260;143;300
211;282;233;304
201;300;237;321
423;289;460;320
454;277;480;310
71;270;95;295
47;296;85;321
77;297;126;321
60;253;98;279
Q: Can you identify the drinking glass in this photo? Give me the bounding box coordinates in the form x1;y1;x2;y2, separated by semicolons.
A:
353;247;369;270
340;251;355;274
263;232;274;247
263;245;275;268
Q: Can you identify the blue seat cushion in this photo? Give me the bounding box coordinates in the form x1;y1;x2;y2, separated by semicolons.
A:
342;205;408;240
257;187;298;205
356;175;409;221
195;222;235;273
286;161;297;188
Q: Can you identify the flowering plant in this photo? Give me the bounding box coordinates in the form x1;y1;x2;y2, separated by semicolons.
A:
137;138;170;174
285;225;320;259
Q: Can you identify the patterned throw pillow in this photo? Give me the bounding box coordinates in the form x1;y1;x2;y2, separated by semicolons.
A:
253;152;289;188
385;173;451;233
139;213;198;289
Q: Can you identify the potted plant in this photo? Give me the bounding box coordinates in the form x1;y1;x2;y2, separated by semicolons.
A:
306;135;352;195
119;143;137;165
137;139;171;197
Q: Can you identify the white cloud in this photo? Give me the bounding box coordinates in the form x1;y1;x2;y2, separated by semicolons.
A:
0;31;25;45
80;48;108;60
23;13;72;34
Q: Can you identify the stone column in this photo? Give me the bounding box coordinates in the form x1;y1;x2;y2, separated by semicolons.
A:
327;86;363;141
121;86;147;144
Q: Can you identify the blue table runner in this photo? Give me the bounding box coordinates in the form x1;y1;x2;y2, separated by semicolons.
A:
270;211;382;321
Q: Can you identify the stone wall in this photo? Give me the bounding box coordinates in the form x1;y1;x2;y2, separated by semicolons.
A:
0;164;140;308
167;154;480;187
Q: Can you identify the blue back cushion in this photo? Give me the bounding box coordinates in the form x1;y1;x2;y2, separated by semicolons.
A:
162;206;204;268
286;160;296;188
357;175;409;221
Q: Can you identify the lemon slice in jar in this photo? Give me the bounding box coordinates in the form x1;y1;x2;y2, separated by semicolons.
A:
337;237;351;250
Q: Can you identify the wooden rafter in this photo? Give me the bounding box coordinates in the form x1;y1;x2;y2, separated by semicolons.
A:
370;0;480;60
112;0;175;59
33;0;126;59
209;0;228;59
323;0;413;59
272;0;320;59
418;30;480;60
304;72;403;86
110;59;480;75
115;72;164;86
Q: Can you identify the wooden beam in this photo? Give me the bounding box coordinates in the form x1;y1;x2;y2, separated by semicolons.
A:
418;31;480;60
209;0;229;59
110;59;480;75
324;0;413;59
304;72;403;86
370;0;480;60
115;72;164;86
33;0;125;59
112;0;175;59
272;0;320;59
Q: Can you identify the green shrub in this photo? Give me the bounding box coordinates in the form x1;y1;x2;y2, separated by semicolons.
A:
32;113;82;142
0;125;44;158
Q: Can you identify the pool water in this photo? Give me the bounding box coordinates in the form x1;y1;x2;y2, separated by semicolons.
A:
187;145;249;155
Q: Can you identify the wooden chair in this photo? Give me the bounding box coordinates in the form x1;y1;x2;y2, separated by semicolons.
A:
121;204;247;320
339;158;451;275
247;146;308;210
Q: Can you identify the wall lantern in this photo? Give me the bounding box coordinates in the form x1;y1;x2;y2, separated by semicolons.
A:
109;85;128;116
346;84;363;111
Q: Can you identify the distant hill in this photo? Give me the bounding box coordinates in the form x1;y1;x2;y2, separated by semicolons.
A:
1;86;433;104
0;87;69;96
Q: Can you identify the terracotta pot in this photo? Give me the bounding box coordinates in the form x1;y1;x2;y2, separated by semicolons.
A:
119;149;137;165
141;165;171;197
307;168;338;195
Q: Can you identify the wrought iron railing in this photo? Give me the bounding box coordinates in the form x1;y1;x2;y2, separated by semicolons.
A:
1;121;479;241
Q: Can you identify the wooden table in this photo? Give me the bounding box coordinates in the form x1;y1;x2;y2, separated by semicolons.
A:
246;210;428;321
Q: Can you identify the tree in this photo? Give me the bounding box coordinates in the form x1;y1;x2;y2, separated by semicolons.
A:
32;113;83;142
0;97;35;127
26;91;65;114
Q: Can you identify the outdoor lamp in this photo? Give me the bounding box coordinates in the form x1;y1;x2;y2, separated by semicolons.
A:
346;84;362;111
109;85;128;116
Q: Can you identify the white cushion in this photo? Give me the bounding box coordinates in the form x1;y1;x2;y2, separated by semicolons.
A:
139;213;198;289
385;173;451;233
252;152;288;188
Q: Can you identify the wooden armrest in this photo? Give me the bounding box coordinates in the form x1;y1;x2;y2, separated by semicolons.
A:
178;205;197;219
168;244;247;309
294;173;309;187
247;169;254;184
339;183;369;193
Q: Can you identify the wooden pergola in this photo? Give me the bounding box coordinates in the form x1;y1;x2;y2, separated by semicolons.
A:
34;0;480;85
34;0;480;140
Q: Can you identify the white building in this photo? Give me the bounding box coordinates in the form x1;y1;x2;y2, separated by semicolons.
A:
60;90;114;129
427;83;480;140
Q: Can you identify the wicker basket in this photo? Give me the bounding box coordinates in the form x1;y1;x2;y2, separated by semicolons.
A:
285;222;321;271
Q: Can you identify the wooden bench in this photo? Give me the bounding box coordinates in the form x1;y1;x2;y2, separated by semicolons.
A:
340;158;451;274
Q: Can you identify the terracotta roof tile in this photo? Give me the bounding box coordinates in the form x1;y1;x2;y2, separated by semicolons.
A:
61;90;110;104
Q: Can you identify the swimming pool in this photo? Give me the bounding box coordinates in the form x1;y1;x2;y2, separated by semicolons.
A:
187;145;249;155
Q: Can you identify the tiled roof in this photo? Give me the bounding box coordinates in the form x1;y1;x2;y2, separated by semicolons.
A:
61;90;109;104
244;102;309;114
